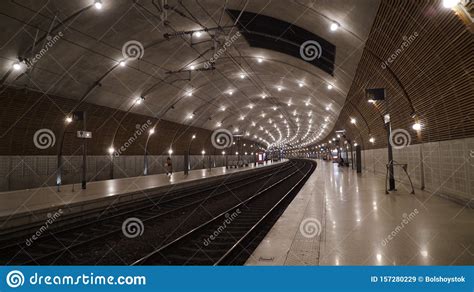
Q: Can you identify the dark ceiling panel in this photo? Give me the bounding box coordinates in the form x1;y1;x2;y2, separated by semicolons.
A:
226;9;336;76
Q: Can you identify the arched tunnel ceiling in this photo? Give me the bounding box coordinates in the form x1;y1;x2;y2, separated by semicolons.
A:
0;0;381;148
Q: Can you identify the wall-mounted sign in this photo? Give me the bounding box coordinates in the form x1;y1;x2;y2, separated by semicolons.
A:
77;131;92;139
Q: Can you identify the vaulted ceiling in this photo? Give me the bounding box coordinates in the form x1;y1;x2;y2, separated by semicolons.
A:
0;0;381;149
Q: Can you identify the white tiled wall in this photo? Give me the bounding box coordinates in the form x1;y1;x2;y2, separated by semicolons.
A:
0;155;254;192
360;137;474;201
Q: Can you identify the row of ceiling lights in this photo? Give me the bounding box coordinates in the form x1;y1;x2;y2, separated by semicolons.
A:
22;0;435;152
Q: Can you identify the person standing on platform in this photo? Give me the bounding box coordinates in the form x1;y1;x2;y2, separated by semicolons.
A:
165;157;173;176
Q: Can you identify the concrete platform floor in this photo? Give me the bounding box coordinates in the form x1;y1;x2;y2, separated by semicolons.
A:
0;160;285;230
246;160;474;265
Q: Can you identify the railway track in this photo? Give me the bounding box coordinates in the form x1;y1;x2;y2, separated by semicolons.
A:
133;159;315;265
0;161;300;265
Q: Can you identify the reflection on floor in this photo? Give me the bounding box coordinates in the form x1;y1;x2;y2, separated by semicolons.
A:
247;160;474;265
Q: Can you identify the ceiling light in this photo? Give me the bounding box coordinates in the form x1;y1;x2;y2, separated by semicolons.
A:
168;148;173;155
325;106;330;111
239;73;245;79
368;99;375;104
369;137;375;143
119;61;126;67
201;150;206;155
298;82;304;87
149;128;155;135
12;62;22;71
220;106;226;111
350;118;356;124
327;84;333;90
190;65;195;70
330;21;340;31
108;147;115;154
65;116;73;123
261;94;266;99
186;91;193;96
94;0;103;9
257;57;263;63
412;122;422;131
136;96;145;104
216;122;222;127
277;86;282;91
195;31;202;37
442;0;460;8
192;134;196;139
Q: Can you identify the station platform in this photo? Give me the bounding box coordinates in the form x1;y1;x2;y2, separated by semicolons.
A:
0;160;287;233
246;160;474;266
